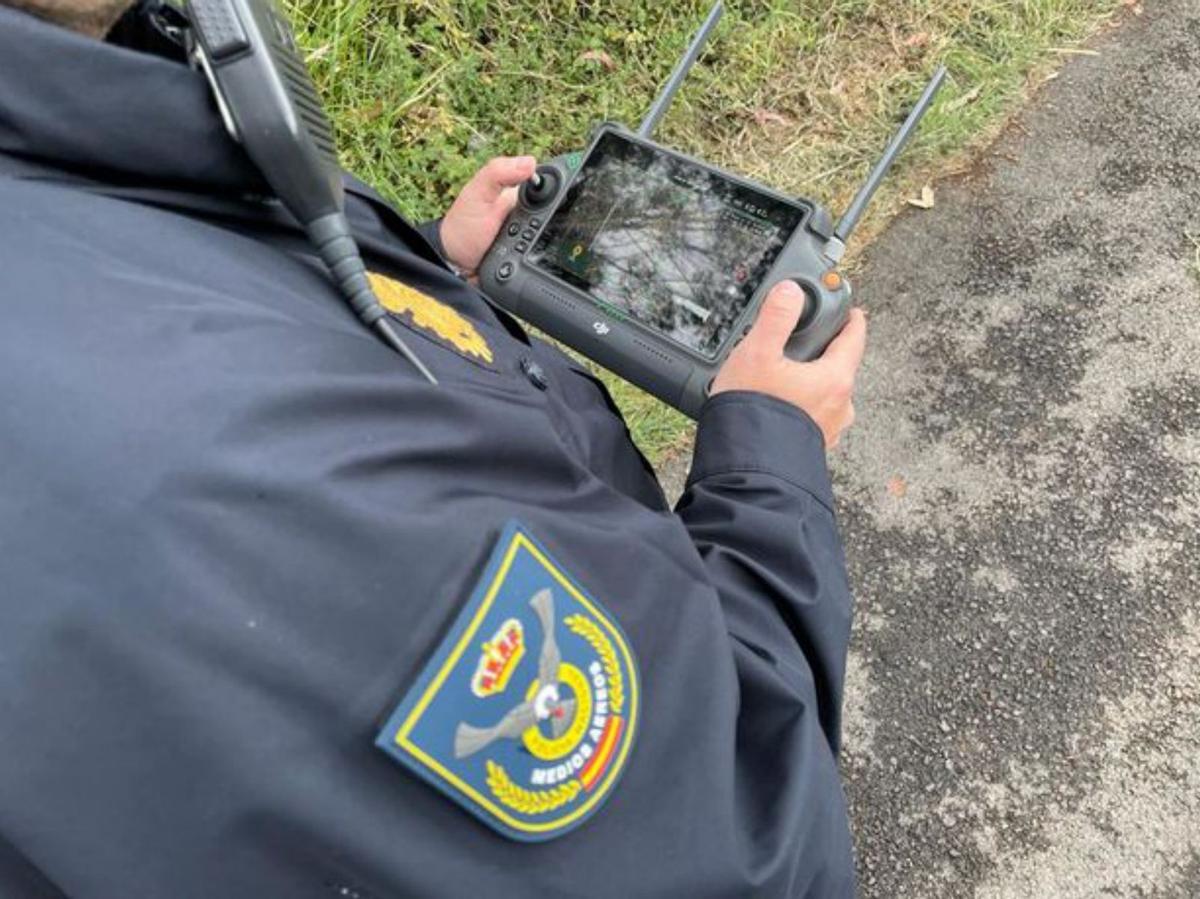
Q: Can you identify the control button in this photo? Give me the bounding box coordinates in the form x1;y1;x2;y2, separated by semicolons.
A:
507;222;521;237
519;357;549;390
521;229;536;241
821;270;844;291
191;0;250;59
515;241;528;253
530;217;542;228
497;261;515;281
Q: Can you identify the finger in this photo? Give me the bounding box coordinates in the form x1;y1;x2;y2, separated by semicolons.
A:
817;307;867;377
742;280;808;357
495;184;520;217
475;156;538;200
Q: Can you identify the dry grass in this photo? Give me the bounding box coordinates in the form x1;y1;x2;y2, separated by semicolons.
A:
292;0;1128;464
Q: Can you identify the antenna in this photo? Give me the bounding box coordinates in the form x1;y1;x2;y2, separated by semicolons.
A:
637;2;724;139
828;65;948;259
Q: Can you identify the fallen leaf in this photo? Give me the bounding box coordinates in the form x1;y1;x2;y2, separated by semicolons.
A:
752;108;790;128
886;476;908;498
906;184;935;209
946;84;983;112
579;49;616;71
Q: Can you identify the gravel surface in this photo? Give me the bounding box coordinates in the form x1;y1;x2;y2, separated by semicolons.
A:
660;1;1200;894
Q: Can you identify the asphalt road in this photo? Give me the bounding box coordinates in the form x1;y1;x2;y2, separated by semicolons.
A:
662;1;1200;894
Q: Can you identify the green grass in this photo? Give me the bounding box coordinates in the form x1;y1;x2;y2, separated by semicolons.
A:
289;0;1124;465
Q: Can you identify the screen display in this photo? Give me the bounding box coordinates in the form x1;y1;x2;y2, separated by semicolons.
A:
528;131;806;359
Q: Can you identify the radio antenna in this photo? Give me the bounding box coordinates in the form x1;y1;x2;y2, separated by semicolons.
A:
637;2;724;138
827;65;948;260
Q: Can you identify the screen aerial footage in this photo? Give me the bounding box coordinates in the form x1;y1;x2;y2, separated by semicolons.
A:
529;132;805;358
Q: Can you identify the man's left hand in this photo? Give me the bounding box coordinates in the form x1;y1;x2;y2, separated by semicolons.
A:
440;156;537;277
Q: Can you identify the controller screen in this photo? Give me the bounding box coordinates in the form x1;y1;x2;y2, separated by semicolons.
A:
528;131;806;359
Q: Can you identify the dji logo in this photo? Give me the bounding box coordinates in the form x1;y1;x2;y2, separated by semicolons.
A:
592;322;611;336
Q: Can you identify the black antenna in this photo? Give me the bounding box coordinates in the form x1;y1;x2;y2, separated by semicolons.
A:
637;2;724;139
827;65;948;260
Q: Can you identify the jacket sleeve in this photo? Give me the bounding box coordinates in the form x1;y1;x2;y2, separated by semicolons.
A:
673;390;853;752
414;217;447;261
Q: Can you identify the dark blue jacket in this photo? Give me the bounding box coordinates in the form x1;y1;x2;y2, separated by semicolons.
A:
0;7;855;897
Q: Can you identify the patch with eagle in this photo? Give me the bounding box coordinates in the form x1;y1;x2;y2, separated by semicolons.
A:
376;521;640;841
366;272;494;366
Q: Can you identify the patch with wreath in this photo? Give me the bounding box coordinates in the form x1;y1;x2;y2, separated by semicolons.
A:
376;521;640;841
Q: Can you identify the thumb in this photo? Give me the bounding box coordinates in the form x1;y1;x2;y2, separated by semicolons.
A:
742;280;808;357
473;156;538;201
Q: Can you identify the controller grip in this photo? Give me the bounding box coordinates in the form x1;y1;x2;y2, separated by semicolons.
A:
781;280;853;362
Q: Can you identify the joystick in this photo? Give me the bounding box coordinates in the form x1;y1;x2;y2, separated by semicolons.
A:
520;166;560;208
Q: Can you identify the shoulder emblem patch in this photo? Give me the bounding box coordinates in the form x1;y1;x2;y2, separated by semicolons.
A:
376;521;640;841
367;272;493;364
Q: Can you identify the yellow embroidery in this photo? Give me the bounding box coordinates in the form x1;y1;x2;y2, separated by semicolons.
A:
486;760;581;814
367;272;493;364
521;663;593;761
565;614;625;715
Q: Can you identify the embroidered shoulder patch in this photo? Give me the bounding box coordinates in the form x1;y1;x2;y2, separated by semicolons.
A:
376;521;640;842
367;272;493;365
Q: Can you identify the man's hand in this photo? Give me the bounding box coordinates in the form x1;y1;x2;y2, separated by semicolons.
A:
439;156;538;276
711;280;867;448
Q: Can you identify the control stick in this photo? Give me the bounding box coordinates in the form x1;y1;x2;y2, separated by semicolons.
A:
520;166;560;207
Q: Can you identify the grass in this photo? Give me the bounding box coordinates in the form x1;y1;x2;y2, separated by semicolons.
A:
288;0;1125;465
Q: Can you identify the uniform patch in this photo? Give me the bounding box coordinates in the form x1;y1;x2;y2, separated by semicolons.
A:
367;272;493;364
376;521;640;842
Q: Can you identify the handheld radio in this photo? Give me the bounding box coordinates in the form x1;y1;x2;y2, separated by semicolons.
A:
478;2;946;419
185;0;436;383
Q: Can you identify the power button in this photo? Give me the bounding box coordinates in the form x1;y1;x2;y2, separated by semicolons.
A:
190;0;250;59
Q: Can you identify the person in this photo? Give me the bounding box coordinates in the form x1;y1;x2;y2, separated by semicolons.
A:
0;0;868;895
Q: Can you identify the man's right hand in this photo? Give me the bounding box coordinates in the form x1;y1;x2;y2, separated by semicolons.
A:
710;280;867;449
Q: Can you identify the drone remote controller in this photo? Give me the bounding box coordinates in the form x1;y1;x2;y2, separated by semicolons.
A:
478;2;946;418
